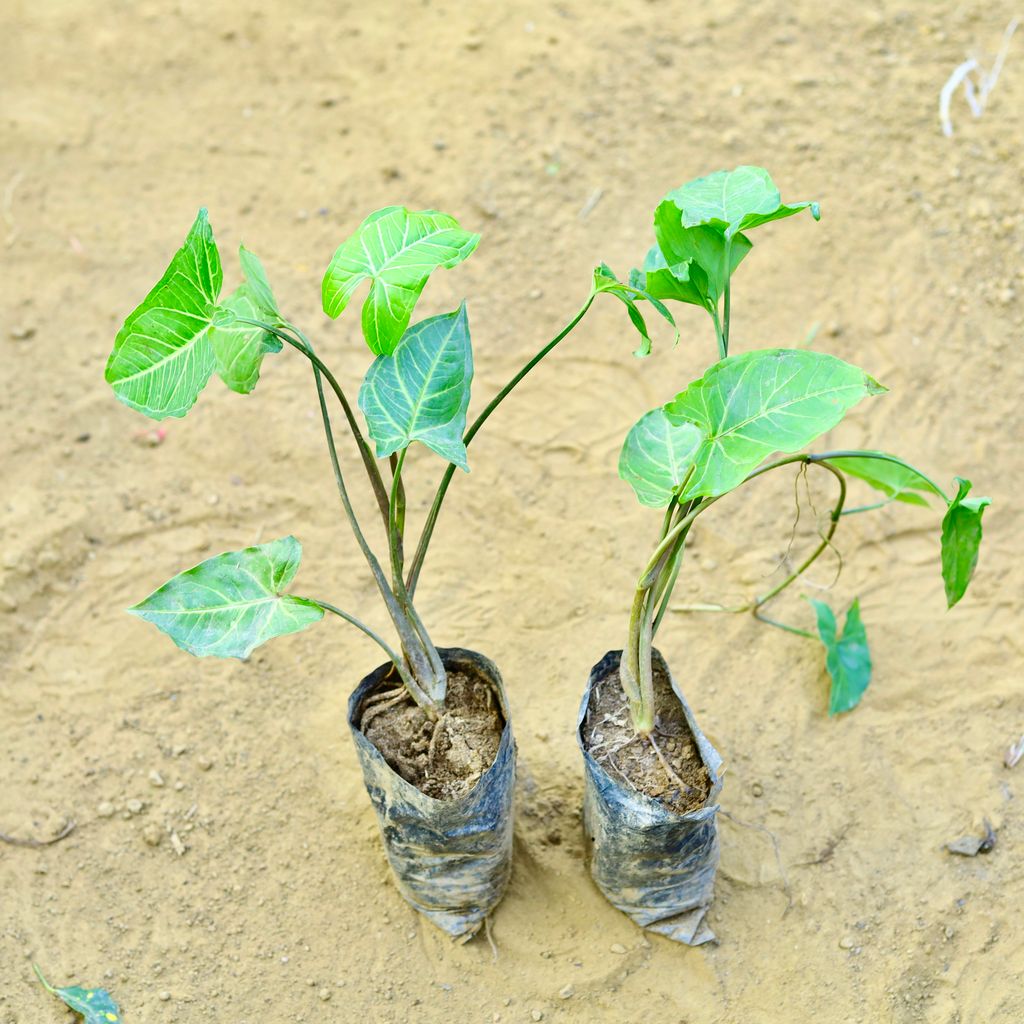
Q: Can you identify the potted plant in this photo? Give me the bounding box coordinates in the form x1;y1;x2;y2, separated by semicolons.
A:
103;204;641;939
580;168;990;944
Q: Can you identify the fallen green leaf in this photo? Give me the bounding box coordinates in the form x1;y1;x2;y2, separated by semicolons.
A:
34;965;123;1024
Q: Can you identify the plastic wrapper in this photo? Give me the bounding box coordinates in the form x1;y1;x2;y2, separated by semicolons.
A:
347;647;515;939
577;648;723;945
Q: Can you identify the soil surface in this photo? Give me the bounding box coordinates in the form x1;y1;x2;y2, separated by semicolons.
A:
582;654;712;814
360;669;504;800
3;1;1023;1022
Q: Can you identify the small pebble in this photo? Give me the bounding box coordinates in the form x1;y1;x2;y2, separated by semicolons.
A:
558;984;574;999
318;988;331;1002
196;755;213;771
751;782;764;798
610;943;627;954
149;770;165;787
169;831;186;856
97;801;115;818
839;936;855;950
158;991;171;1002
9;325;35;341
142;824;163;847
126;799;144;815
531;1012;543;1022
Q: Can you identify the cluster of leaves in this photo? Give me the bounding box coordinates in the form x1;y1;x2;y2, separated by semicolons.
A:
611;167;989;717
105;205;482;702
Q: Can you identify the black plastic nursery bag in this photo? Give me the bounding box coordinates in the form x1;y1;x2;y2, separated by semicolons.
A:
347;647;515;940
577;649;724;945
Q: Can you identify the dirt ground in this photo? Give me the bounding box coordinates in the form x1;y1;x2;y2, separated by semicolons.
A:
2;1;1023;1021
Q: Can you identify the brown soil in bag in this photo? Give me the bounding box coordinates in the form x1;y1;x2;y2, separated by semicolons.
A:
358;667;504;800
582;657;711;814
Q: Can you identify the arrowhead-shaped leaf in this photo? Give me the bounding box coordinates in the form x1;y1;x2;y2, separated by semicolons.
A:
651;203;753;303
105;209;222;419
358;305;474;469
809;598;872;715
941;477;991;608
619;408;704;507
34;965;122;1024
593;263;678;356
128;536;324;659
209;247;283;394
321;206;479;356
665;166;820;238
664;349;886;499
826;454;944;507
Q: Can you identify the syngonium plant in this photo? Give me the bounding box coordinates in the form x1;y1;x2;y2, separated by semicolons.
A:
602;167;990;734
104;204;668;713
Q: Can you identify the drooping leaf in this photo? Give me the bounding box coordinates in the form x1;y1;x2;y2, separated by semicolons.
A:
209;247;283;394
665;166;820;238
664;349;886;499
652;202;753;303
593;263;678;356
619;408;704;508
637;246;712;310
809;598;872;715
941;477;991;608
358;305;474;469
826;454;944;508
34;965;123;1024
129;536;324;659
105;209;222;419
321;206;479;356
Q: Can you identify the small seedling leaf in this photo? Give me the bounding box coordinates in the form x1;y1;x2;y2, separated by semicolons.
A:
34;965;123;1024
941;477;991;608
619;408;704;507
593;263;678;356
321;206;479;355
637;246;711;310
665;166;820;238
651;202;753;303
810;598;872;715
128;536;324;659
664;349;886;499
358;305;474;469
826;454;944;507
209;248;283;394
105;209;222;419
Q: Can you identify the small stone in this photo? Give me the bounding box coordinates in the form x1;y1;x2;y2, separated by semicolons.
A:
196;755;213;771
529;288;543;300
174;781;185;791
610;942;627;954
159;991;171;1002
126;799;144;815
97;801;115;818
149;769;165;787
531;1012;543;1022
839;936;855;950
9;325;35;341
751;782;764;798
142;824;163;847
558;984;574;999
318;988;331;1002
169;831;187;856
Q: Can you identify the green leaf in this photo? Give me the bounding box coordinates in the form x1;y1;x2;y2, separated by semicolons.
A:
321;206;479;356
652;202;753;303
128;536;324;659
637;246;711;309
593;263;678;356
809;598;872;715
826;454;944;507
358;305;474;469
665;166;820;238
664;349;886;499
209;247;283;394
619;408;704;507
34;965;123;1024
105;209;222;419
941;477;991;608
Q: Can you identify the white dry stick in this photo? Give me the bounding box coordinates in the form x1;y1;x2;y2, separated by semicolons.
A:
1005;733;1024;769
939;18;1020;137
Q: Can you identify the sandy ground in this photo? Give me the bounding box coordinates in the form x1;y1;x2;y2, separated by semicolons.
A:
2;1;1023;1021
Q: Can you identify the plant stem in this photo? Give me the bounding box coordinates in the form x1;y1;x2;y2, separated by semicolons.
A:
405;290;597;598
237;318;392;529
722;236;733;355
316;600;426;699
710;305;727;361
388;448;407;593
